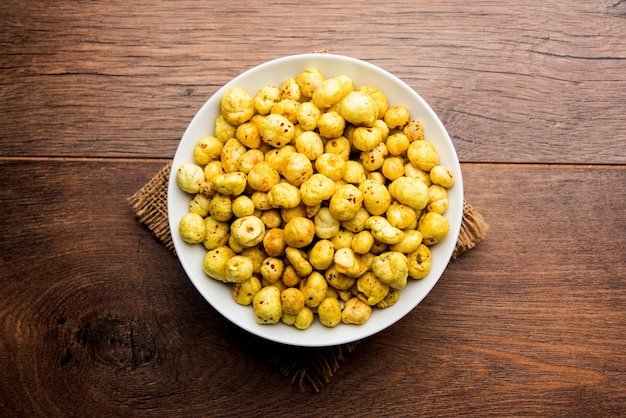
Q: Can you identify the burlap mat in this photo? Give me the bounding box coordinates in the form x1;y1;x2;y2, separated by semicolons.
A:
129;162;488;391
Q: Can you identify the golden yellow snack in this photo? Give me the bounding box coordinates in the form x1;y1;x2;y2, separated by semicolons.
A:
386;201;418;230
407;139;440;172
312;76;352;109
179;212;206;244
221;137;247;173
430;165;455;188
426;184;449;214
403;119;424;141
340;207;370;233
194;135;223;166
352;230;375;254
317;110;345;139
285;247;313;277
294;131;324;161
386;133;410;156
231;195;255;218
371;251;409;290
230;215;265;247
313;207;341;240
212;171;247;196
339;90;378;127
388;176;430;211
220;87;254;125
317;297;342;328
418;211;449;246
232;276;262;306
356;85;388;119
202;245;236;282
308;239;335;271
360;142;388;171
246;161;280;192
282;152;313;186
214;114;236;143
260;256;285;283
294;306;314;330
383;104;411;129
365;216;404;245
333;247;368;278
295;67;325;98
176;66;457;331
315;152;347;181
223;255;254;283
283;216;315;248
258;113;295;148
342;297;372;325
404;161;432;186
208;193;233;222
266;182;301;209
324;265;355;291
381;157;405;181
203;160;224;183
407;243;431;279
262;228;286;257
355;272;389;306
300;271;328;308
376;288;399;309
235;123;262;149
271;98;300;124
176;162;205;194
330;229;354;250
254;85;281;115
324;136;351;160
253;286;282;324
202;216;230;250
260;209;282;228
300;173;336;207
389;229;423;254
280;287;305;315
237;149;264;174
329;184;363;221
359;179;392;216
281;265;301;288
188;193;211;217
352;126;383;152
296;101;321;131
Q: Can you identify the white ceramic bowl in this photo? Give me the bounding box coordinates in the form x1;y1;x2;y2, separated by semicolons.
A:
168;54;463;347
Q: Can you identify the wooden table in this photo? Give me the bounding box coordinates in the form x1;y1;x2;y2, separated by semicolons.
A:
2;1;625;416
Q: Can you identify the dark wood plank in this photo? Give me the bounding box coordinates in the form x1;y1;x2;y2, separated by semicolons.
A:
1;161;624;416
1;0;625;163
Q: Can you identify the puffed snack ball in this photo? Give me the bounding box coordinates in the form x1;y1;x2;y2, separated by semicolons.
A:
232;277;262;306
283;216;315;248
317;297;342;328
253;286;283;324
329;184;363;221
341;297;372;325
194;135;223;166
371;251;409;290
179;212;206;244
231;215;266;247
176;162;205;194
220;87;254;125
339;90;378;127
418;211;450;246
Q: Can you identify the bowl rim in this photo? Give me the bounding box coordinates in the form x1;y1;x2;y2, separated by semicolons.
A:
168;53;464;347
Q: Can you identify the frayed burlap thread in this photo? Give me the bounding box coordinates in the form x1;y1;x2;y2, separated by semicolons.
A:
128;162;488;392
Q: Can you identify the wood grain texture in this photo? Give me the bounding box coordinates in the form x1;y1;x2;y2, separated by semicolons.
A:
1;161;624;416
1;0;625;163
